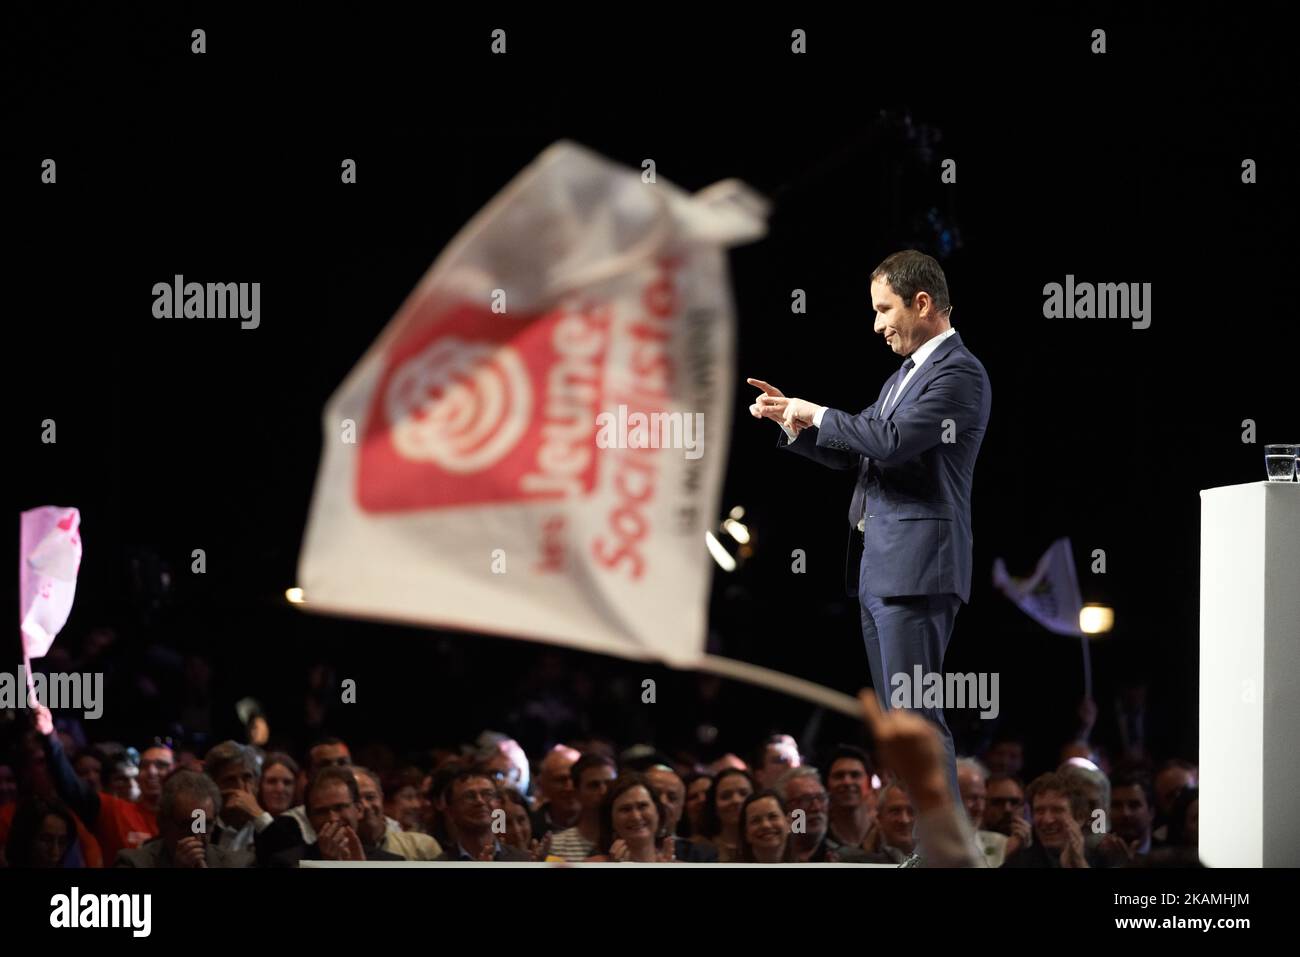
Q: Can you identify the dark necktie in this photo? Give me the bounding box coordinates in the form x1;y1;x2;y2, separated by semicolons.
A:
848;357;916;530
885;357;916;412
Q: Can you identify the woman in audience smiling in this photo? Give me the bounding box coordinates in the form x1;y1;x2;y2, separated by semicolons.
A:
591;773;674;862
700;768;755;862
258;753;298;818
738;791;795;863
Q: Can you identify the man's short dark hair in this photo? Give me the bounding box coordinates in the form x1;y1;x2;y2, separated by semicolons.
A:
824;744;874;779
306;738;351;777
429;761;470;803
97;745;136;776
1110;770;1154;809
872;249;951;315
1025;772;1076;810
306;765;359;809
445;767;495;800
987;772;1025;791
570;752;617;786
309;736;349;753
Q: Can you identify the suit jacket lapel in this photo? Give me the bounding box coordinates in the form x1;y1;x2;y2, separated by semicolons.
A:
883;331;963;422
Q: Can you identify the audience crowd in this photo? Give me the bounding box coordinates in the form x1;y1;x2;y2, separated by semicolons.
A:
0;686;1200;868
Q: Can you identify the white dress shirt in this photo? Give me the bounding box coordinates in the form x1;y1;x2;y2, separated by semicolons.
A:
213;811;275;852
782;326;958;441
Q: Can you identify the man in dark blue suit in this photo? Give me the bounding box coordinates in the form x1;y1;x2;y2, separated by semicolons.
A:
748;250;990;807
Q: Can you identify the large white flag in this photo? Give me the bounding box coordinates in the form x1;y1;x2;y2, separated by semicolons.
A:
299;142;767;667
992;537;1084;636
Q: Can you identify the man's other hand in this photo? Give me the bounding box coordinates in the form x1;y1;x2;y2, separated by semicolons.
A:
220;789;264;827
781;398;823;432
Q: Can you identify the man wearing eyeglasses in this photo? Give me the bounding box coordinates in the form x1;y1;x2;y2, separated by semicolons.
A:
269;766;404;865
778;765;885;864
780;767;835;862
434;770;531;861
117;770;253;868
983;773;1032;858
254;736;352;864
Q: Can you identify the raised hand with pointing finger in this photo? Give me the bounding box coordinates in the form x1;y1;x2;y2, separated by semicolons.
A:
746;377;825;434
746;378;792;425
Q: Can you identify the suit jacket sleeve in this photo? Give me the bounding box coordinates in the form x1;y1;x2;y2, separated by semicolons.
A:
256;815;306;867
776;419;863;470
816;364;985;468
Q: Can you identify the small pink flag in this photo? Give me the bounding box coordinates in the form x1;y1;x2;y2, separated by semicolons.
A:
20;506;83;661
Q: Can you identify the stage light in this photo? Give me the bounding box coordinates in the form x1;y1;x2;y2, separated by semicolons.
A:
1079;603;1113;634
707;505;755;571
705;531;737;572
721;517;750;545
285;587;306;605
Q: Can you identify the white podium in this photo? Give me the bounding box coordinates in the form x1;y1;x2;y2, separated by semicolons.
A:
1199;480;1300;866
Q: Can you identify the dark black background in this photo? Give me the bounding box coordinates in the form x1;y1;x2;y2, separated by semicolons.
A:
5;6;1296;775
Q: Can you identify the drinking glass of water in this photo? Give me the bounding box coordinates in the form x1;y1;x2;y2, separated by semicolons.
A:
1264;444;1298;481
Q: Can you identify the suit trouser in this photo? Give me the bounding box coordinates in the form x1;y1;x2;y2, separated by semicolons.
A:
857;552;964;810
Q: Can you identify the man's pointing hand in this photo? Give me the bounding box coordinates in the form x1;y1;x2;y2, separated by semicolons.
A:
746;377;788;422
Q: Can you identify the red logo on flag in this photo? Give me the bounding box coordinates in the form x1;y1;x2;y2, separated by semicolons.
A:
357;299;611;512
